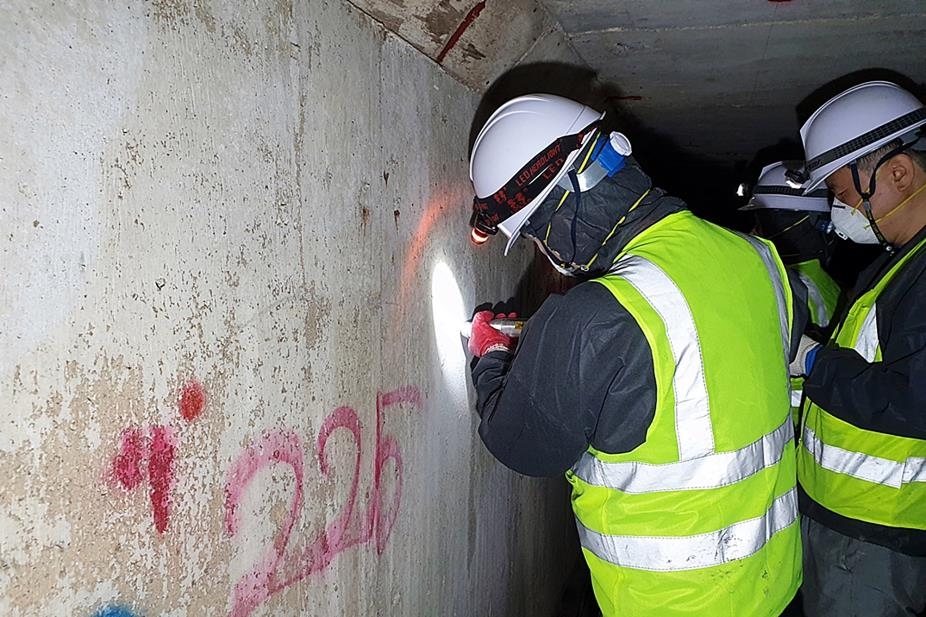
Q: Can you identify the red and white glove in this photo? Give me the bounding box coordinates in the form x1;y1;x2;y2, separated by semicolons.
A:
468;310;516;358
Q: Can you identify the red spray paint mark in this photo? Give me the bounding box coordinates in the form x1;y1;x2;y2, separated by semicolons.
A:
225;386;423;617
224;430;305;617
372;386;421;552
436;1;486;64
108;375;206;533
149;426;177;534
113;428;146;490
396;196;450;315
179;380;206;422
224;430;305;537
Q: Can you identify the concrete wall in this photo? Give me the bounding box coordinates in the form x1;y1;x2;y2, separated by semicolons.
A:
0;1;575;615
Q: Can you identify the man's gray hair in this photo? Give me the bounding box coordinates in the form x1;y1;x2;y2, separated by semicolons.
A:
856;136;926;173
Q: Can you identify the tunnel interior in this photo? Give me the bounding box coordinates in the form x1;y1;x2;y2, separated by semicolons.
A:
1;1;924;616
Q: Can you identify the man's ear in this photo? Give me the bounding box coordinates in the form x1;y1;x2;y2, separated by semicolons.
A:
889;153;917;194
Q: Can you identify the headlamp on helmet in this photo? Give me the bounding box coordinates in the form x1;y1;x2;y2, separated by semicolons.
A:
784;167;809;189
469;210;497;245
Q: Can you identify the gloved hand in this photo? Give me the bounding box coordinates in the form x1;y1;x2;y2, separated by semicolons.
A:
789;335;821;377
468;310;517;358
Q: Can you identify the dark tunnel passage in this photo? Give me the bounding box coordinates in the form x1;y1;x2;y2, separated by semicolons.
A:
4;2;925;616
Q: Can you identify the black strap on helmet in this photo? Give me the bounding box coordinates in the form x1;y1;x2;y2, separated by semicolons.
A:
471;121;600;234
806;108;926;174
753;185;829;198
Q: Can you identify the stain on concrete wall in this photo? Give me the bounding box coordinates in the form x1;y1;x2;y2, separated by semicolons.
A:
347;0;584;89
0;0;574;615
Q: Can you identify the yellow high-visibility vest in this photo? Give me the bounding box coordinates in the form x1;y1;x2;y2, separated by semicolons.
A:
799;237;926;531
569;211;801;617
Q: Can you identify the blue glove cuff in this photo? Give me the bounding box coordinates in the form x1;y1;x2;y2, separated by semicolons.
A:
805;344;821;374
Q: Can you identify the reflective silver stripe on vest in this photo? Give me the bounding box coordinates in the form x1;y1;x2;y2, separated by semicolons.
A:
572;418;793;493
577;488;798;571
802;425;926;488
797;270;829;328
855;304;880;362
739;234;791;364
791;388;803;407
615;255;714;460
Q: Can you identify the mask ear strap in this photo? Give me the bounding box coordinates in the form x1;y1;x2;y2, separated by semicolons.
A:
763;215;811;241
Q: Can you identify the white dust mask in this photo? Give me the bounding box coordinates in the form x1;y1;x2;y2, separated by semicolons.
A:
831;198;879;244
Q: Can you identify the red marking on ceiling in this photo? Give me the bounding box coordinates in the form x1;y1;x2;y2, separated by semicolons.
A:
179;379;206;422
436;1;486;65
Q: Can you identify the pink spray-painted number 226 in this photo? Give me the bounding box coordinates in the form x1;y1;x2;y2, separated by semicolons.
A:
224;386;423;617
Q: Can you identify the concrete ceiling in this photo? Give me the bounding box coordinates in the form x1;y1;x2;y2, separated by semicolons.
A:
346;0;582;91
352;0;925;167
538;0;926;163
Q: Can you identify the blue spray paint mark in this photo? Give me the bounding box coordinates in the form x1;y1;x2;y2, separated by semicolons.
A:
93;606;139;617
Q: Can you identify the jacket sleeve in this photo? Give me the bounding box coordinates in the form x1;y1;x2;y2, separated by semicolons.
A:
803;267;926;439
471;282;656;477
786;267;811;361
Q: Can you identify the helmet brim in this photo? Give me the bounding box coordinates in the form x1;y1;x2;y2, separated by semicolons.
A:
739;195;830;213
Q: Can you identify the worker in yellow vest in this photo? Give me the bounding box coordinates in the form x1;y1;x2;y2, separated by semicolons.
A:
742;160;843;423
788;80;926;616
466;94;807;617
743;160;842;331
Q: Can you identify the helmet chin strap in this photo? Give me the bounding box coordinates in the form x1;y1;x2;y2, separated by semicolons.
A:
538;133;636;274
566;169;582;265
850;161;895;254
535;169;584;276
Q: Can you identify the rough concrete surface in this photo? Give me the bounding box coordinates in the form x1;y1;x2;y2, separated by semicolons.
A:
347;0;582;90
568;10;926;160
0;1;574;615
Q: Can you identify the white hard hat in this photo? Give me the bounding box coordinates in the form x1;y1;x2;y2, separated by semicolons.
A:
800;81;926;193
740;161;830;212
469;93;604;254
